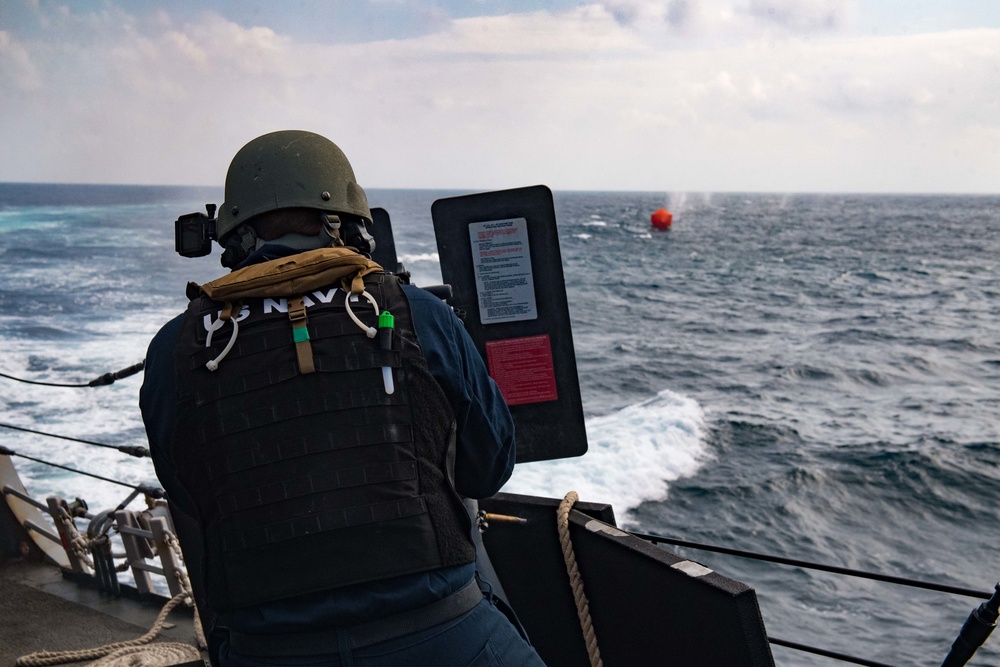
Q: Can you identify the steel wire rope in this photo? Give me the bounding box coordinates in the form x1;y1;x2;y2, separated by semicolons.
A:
630;530;992;600
0;422;149;457
0;445;162;498
632;530;999;666
766;636;896;667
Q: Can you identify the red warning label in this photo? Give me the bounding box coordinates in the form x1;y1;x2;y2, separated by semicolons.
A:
485;334;559;406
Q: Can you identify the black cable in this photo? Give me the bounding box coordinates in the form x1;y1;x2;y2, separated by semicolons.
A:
0;370;91;387
0;444;162;498
0;361;145;388
0;422;148;458
87;361;146;387
631;530;991;600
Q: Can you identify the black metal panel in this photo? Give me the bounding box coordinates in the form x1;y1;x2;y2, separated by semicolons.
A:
431;186;587;463
480;493;774;667
369;207;400;274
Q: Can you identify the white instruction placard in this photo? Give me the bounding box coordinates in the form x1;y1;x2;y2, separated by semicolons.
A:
469;218;537;324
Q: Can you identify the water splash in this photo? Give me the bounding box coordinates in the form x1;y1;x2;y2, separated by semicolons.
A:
502;389;710;525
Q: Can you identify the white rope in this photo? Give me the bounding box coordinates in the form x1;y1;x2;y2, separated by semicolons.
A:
16;523;206;666
557;491;604;667
162;532;207;651
15;593;191;667
53;505;94;570
87;643;201;667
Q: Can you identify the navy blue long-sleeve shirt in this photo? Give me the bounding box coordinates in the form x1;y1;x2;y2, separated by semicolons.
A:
139;245;515;633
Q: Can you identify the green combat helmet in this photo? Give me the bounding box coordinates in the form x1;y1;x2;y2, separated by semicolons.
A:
217;129;372;244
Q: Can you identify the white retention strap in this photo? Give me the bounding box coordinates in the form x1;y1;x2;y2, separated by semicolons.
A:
345;290;379;338
205;316;240;371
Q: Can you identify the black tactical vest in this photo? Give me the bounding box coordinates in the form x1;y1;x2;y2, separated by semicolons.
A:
170;271;476;611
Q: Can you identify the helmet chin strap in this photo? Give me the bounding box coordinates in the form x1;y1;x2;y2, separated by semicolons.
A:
250;213;341;253
323;214;344;247
222;212;372;269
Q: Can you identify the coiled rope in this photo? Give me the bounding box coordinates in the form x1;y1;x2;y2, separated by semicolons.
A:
14;593;198;667
15;524;206;667
557;491;603;667
87;643;200;667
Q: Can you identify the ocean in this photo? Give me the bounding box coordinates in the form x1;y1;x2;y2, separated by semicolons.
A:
1;183;998;666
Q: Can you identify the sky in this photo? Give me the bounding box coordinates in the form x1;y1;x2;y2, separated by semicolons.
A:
1;0;998;193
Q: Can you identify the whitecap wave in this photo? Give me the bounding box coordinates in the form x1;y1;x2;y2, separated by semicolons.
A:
501;389;710;525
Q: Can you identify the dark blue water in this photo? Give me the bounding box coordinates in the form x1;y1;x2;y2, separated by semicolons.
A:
1;184;998;666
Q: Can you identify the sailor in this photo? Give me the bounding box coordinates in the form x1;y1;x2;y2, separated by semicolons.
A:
140;130;546;666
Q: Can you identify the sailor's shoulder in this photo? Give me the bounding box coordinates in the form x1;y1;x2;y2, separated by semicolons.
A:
401;283;450;313
148;313;186;353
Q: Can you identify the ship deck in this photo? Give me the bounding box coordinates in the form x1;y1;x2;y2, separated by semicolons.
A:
0;558;202;665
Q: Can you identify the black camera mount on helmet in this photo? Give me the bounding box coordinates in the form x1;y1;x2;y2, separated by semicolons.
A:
175;204;218;258
175;202;262;268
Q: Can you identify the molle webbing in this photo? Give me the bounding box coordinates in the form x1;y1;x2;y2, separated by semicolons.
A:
220;496;429;553
171;271;476;610
189;383;409;446
182;313;398;373
215;459;419;515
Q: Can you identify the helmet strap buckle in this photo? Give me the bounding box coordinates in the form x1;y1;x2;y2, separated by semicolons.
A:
220;225;259;269
323;214;344;247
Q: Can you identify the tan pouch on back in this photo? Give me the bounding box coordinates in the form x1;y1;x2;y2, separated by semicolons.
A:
189;247;383;301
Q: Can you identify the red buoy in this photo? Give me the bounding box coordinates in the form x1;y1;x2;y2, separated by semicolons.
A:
651;208;673;230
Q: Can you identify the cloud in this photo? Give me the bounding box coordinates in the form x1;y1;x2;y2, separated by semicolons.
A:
0;30;42;91
398;7;638;56
0;1;997;193
593;0;857;40
742;0;856;32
